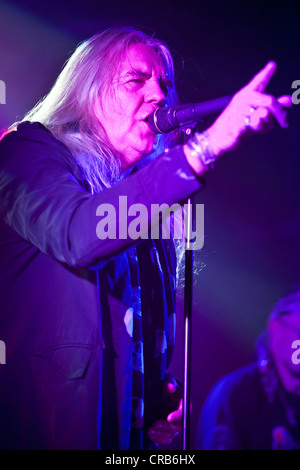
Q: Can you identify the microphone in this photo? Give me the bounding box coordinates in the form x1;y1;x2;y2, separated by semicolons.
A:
147;95;232;134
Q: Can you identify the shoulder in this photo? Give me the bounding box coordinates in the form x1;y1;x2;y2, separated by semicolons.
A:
2;121;54;144
1;121;64;147
0;121;74;172
197;364;262;450
204;363;261;411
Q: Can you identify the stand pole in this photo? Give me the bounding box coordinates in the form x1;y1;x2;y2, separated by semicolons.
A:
182;197;194;450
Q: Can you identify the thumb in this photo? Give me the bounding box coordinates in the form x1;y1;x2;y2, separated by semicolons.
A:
277;95;293;108
167;399;183;423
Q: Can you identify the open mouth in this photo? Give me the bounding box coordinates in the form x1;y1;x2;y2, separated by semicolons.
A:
139;109;159;134
140;119;155;133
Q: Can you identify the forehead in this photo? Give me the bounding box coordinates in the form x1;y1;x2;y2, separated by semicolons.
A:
281;311;300;326
272;311;300;333
117;43;165;78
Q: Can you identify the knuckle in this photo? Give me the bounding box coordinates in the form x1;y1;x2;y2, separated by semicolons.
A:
259;107;269;118
266;95;276;107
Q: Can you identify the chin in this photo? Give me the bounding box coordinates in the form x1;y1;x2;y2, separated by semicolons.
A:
134;144;155;160
121;140;156;168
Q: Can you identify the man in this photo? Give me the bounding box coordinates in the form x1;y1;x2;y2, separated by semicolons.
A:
197;286;300;450
0;27;291;449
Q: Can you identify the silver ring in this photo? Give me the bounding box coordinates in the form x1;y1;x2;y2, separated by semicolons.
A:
245;115;251;128
245;106;257;128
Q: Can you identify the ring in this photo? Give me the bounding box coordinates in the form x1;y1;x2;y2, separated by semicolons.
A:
245;106;257;128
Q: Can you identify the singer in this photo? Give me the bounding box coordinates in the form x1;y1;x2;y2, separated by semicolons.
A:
0;27;291;450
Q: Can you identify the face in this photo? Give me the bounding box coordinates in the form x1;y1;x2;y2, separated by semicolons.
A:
94;43;169;168
269;312;300;394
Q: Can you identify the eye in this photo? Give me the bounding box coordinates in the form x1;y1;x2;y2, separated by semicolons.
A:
159;77;172;97
129;78;145;85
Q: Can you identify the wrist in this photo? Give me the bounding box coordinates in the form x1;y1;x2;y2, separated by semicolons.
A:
183;130;218;175
204;127;223;158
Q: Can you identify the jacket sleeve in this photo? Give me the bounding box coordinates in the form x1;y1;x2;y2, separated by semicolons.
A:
0;123;204;268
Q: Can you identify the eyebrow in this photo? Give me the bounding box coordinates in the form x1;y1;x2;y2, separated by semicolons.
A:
119;69;172;95
121;70;172;88
122;70;152;80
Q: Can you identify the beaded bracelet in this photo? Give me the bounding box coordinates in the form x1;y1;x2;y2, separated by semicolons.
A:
186;131;216;170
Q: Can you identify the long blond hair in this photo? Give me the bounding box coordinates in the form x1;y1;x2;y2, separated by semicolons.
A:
16;27;178;193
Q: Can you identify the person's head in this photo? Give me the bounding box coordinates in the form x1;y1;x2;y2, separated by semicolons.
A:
267;285;300;394
93;40;170;168
20;27;177;192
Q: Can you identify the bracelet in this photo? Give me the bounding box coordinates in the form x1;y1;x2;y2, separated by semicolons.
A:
186;131;216;170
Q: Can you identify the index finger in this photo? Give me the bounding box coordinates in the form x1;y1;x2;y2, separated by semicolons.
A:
244;61;277;93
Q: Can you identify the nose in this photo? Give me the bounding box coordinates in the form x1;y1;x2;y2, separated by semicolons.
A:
144;78;166;106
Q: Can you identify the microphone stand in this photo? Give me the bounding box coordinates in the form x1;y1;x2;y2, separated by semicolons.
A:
179;124;197;451
183;197;194;451
150;98;230;449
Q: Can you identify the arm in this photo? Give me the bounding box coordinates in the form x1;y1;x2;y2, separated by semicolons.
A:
183;62;292;175
0;124;203;269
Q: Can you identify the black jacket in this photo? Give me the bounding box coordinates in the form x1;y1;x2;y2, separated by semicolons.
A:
0;122;203;449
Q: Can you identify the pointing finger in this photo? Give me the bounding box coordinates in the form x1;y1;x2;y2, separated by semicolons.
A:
245;61;277;93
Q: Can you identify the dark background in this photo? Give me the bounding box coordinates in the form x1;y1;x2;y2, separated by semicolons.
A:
0;0;299;449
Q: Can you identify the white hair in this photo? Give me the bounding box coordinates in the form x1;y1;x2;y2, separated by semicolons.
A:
18;27;178;193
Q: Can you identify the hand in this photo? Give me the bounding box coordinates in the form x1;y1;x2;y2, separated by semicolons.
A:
206;61;293;157
147;380;183;446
